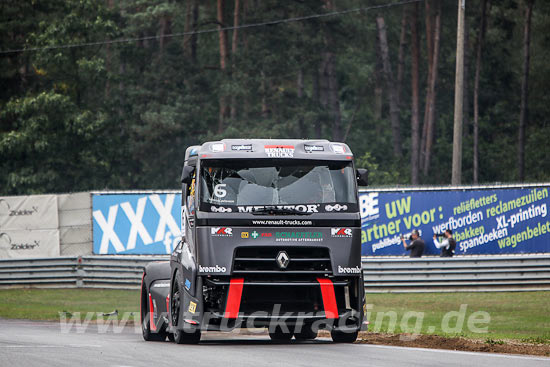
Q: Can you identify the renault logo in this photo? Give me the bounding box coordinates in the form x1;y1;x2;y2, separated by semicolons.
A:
276;251;290;269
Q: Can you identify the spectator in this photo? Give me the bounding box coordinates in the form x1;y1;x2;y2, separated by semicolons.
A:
433;229;456;257
401;229;425;258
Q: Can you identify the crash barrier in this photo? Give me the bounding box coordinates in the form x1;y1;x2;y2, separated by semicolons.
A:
0;256;164;289
361;254;550;292
1;255;549;292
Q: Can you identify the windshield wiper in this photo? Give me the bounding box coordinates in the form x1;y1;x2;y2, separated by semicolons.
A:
251;206;312;216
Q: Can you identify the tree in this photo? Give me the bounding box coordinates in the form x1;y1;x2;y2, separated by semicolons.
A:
2;0;550;194
420;0;441;176
473;0;490;184
518;0;534;181
217;0;229;133
376;16;402;158
451;0;466;185
410;2;421;185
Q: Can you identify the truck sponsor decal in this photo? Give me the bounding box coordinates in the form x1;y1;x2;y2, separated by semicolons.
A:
331;228;353;237
304;144;324;152
275;231;323;242
231;144;252;151
210;227;233;236
198;264;227;273
337;265;362;274
325;204;348;212
211;206;233;213
264;145;294;158
246;231;274;239
238;204;319;213
188;301;197;313
251;219;313;226
205;203;357;215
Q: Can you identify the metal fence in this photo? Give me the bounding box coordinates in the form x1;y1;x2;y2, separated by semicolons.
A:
0;256;165;289
362;255;550;292
1;255;549;292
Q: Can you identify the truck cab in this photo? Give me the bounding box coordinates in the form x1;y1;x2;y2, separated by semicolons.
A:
141;139;368;343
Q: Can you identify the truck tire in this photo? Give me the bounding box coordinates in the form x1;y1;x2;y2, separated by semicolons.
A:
141;280;166;342
294;324;317;341
330;329;358;343
269;326;293;342
170;272;201;344
173;328;201;344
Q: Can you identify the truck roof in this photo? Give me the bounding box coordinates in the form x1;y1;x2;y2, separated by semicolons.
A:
186;139;354;161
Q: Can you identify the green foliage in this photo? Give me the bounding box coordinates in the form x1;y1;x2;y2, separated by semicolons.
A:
0;92;113;193
1;0;549;194
356;151;404;186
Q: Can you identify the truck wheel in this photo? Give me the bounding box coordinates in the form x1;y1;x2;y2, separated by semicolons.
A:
173;328;201;344
269;326;293;342
141;280;166;342
294;324;317;341
330;330;358;343
170;273;201;344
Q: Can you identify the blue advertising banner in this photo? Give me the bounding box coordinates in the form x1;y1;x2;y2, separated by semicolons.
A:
92;193;182;255
359;186;550;256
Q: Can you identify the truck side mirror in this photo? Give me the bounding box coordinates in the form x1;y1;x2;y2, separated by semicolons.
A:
181;165;195;185
356;168;368;187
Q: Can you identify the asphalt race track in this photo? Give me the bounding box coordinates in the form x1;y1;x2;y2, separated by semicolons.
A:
0;319;547;367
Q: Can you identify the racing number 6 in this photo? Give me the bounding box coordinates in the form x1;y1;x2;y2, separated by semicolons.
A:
214;184;227;198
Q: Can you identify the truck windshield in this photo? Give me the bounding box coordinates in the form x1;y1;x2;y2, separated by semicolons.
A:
199;159;357;212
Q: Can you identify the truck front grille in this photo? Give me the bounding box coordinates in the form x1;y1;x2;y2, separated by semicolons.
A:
232;246;332;274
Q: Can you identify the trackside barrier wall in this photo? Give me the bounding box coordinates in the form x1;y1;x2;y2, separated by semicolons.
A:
2;184;550;258
1;255;549;292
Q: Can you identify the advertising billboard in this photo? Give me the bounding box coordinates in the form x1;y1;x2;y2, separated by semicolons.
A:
360;186;550;256
92;193;181;255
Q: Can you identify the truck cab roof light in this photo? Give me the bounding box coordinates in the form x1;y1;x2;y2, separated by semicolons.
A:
210;143;226;153
330;143;346;154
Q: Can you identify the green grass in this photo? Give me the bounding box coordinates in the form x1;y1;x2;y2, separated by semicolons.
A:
365;291;550;342
0;288;140;321
0;289;548;342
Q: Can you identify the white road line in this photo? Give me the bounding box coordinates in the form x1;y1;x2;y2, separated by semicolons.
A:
0;344;102;348
358;343;550;361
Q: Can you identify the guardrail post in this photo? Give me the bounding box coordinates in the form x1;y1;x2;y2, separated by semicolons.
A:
76;256;84;288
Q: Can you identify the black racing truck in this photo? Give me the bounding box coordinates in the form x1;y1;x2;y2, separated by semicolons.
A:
141;139;368;344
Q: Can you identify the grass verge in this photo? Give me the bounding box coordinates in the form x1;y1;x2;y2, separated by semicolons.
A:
364;291;550;342
0;289;548;345
0;288;139;321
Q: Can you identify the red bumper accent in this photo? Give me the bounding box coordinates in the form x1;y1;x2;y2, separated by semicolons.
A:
224;278;244;318
140;273;145;323
149;293;157;331
166;294;170;326
317;278;338;319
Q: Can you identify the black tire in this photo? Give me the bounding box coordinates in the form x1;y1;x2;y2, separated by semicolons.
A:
170;272;201;344
167;333;175;342
331;329;358;343
269;326;293;342
141;280;166;342
294;324;317;341
173;327;201;344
